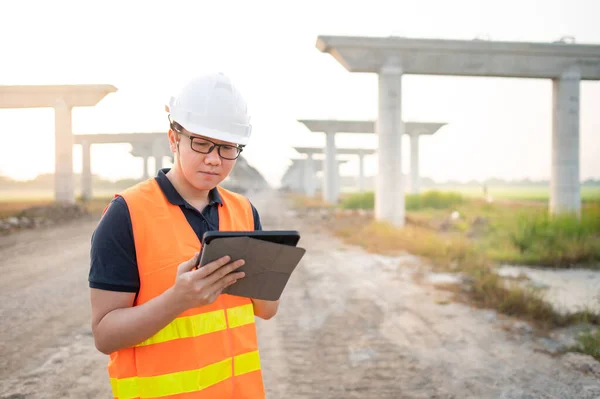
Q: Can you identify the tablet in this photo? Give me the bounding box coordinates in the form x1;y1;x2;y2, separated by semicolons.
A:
195;230;301;267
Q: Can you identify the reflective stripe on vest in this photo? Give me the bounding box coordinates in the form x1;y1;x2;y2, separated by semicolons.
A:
105;179;265;399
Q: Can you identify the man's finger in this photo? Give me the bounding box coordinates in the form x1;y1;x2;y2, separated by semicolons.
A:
203;259;245;286
178;252;200;274
191;255;231;278
207;271;245;298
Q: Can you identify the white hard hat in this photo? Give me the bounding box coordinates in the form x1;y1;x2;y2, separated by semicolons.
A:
166;72;252;146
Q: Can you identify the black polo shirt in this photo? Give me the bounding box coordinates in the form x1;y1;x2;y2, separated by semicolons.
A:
88;168;262;293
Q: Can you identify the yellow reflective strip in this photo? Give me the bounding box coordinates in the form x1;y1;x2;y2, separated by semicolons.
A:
111;358;232;399
234;350;261;376
111;376;139;399
137;309;227;347
226;304;255;328
140;358;232;397
111;352;261;398
110;378;118;397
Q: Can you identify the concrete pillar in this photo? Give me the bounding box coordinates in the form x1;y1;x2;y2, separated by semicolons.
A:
284;165;295;191
54;99;75;203
294;166;305;193
284;165;303;193
410;133;420;194
291;166;305;193
81;140;92;201
377;62;405;227
143;156;149;179
334;160;341;201
303;154;316;197
551;67;581;216
358;152;366;193
324;131;338;203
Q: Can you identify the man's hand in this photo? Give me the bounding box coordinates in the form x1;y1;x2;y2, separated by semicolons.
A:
171;253;246;312
91;252;246;354
251;298;280;320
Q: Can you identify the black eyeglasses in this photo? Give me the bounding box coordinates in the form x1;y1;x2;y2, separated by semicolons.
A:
171;121;243;160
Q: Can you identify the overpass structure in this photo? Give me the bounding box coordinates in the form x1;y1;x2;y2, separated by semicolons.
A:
298;119;445;202
74;132;269;199
316;35;600;226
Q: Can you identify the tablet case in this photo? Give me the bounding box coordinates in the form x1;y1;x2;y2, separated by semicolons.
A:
199;236;306;301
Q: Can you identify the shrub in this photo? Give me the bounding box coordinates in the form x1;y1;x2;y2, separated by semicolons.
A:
510;205;600;266
341;190;464;211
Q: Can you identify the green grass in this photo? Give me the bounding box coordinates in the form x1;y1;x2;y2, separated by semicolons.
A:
507;208;600;267
471;202;600;268
571;328;600;361
339;189;600;268
340;191;374;210
431;185;600;202
341;190;465;211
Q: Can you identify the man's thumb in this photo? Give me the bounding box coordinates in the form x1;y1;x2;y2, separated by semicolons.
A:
179;252;200;273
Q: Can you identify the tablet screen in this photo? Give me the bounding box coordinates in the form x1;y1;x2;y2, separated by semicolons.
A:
202;230;301;247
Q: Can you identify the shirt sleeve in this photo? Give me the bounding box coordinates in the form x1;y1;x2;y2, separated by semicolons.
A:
250;203;263;231
88;196;140;293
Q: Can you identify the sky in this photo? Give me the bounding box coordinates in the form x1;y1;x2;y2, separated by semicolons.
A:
0;0;599;187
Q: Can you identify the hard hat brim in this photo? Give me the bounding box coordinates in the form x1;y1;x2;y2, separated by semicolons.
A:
178;121;250;146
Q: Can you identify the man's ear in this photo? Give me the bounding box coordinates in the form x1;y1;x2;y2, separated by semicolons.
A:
168;129;179;153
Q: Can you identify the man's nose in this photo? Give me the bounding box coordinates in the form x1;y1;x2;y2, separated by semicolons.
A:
204;148;221;165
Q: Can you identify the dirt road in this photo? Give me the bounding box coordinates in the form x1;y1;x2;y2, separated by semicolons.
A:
1;191;598;399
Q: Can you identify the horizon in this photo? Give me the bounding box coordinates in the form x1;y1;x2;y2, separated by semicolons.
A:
2;170;599;186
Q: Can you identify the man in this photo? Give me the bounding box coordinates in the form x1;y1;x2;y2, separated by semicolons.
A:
89;72;276;398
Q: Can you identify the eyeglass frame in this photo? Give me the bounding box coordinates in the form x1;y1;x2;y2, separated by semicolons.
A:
169;118;244;160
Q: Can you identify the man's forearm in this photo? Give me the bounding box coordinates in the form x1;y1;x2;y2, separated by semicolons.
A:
251;298;279;320
93;288;185;354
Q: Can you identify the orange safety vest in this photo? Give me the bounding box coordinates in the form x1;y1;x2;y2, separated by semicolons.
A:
105;179;265;399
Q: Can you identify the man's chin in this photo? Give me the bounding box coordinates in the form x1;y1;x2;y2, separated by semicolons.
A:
192;178;223;191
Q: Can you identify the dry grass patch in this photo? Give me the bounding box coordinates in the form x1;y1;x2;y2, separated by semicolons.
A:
0;199;53;219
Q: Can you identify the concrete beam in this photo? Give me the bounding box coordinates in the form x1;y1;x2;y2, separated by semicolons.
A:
293;147;376;156
316;35;600;79
74;132;167;145
0;84;118;108
0;84;117;203
297;119;445;135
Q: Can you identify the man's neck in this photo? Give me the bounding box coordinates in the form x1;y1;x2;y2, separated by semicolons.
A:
165;167;211;207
